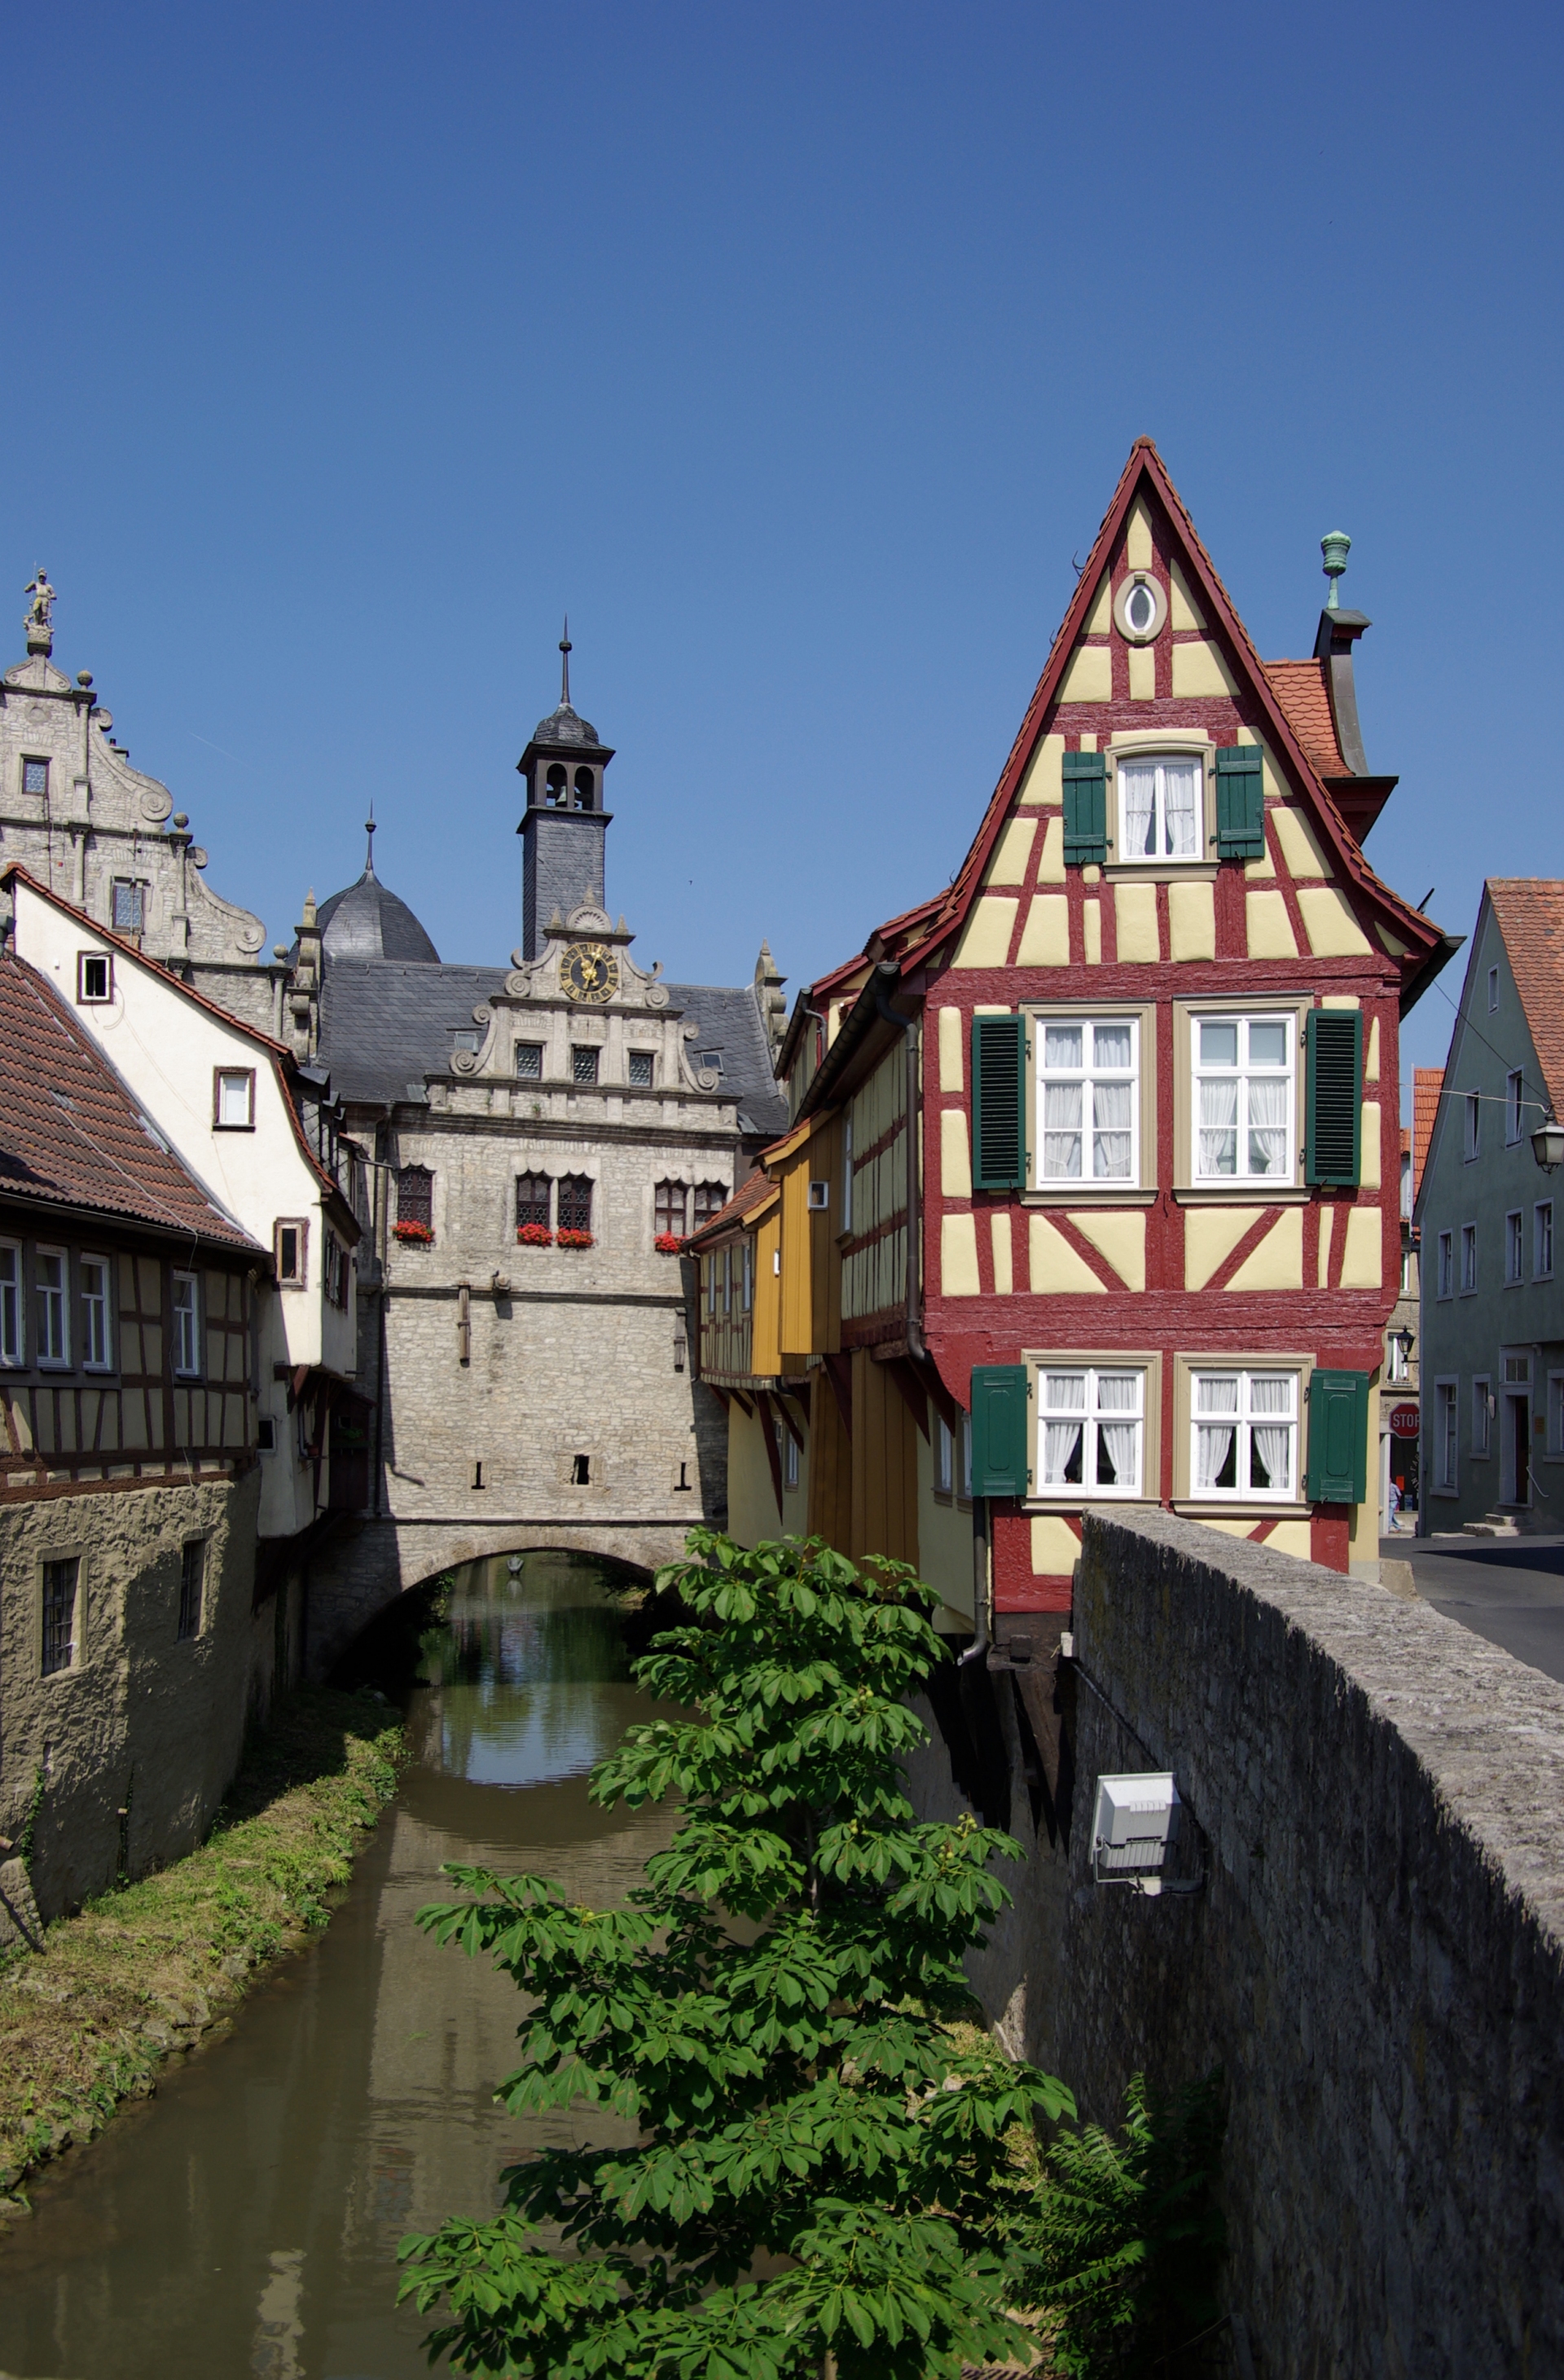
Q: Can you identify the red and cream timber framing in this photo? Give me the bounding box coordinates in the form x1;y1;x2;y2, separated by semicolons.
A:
758;440;1456;1626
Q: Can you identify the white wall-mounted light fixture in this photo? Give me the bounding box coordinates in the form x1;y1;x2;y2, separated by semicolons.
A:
1532;1118;1564;1174
1092;1772;1181;1894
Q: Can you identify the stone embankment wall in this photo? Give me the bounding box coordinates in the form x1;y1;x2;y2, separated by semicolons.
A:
1050;1509;1564;2378
0;1472;261;1919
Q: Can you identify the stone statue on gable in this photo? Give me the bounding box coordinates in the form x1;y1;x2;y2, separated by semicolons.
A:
23;570;54;654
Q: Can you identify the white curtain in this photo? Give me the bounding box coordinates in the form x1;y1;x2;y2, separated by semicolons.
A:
1094;1374;1140;1491
1044;1423;1083;1485
1198;1076;1238;1175
1162;762;1199;857
1248;1376;1293;1494
1043;1082;1083;1178
1092;1079;1133;1179
1120;763;1157;856
1196;1426;1235;1489
1245;1076;1289;1177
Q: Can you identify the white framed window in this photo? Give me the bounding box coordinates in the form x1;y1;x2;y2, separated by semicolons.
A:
1506;1210;1524;1283
1536;1201;1554;1279
1437;1230;1453;1300
81;1256;112;1370
1487;966;1500;1013
1400;1247;1413;1296
0;1242;20;1364
935;1413;954;1496
1472;1377;1492;1458
36;1248;68;1367
1461;1223;1477;1293
1194;1015;1294;1182
172;1272;200;1378
213;1067;255;1129
1507;1071;1525;1144
1039;1018;1138;1184
1191;1370;1297;1500
1117;752;1201;862
1549;1372;1564;1458
1464;1093;1480;1160
1436;1379;1458;1489
1387;1335;1409;1384
1039;1366;1144;1498
77;950;112;1003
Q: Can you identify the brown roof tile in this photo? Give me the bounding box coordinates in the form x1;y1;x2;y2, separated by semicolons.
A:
684;1164;777;1249
1412;1067;1444;1197
0;952;261;1253
1488;880;1564;1124
1261;659;1348;779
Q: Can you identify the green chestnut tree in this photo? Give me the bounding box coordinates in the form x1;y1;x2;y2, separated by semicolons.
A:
398;1530;1074;2379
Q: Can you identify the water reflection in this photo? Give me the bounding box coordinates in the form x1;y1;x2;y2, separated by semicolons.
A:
0;1552;677;2380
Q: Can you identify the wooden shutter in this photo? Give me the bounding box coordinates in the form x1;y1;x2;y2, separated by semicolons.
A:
971;1014;1026;1189
1305;1370;1370;1503
970;1365;1031;1497
1062;750;1108;864
1215;746;1265;859
1305;1010;1363;1186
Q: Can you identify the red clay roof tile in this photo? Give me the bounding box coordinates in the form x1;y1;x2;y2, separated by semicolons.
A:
1489;879;1564;1124
1412;1067;1444;1197
1261;660;1348;779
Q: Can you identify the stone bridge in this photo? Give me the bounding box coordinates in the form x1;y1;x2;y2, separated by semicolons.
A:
302;1513;698;1679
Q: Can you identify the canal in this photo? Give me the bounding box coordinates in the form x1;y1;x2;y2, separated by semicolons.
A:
0;1552;677;2380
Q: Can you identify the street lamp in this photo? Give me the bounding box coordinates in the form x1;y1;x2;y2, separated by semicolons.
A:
1532;1117;1564;1174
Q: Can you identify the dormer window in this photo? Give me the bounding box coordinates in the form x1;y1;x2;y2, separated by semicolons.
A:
1118;754;1200;861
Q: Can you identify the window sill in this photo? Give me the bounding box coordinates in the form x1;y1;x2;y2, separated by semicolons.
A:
1103;862;1219;884
213;1124;257;1134
1026;1494;1157;1511
1174;1185;1309;1205
1025;1187;1158;1207
1172;1500;1312;1521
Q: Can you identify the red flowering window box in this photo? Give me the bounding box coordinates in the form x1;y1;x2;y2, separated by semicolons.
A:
393;1221;434;1246
516;1223;554;1248
654;1233;685;1255
555;1228;595;1251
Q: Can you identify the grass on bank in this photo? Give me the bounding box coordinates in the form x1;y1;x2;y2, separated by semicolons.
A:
0;1687;403;2204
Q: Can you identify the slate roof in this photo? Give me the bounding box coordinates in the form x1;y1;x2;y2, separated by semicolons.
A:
1412;1067;1443;1197
1489;879;1564;1120
1263;659;1348;778
315;868;442;964
0;952;260;1252
316;957;789;1134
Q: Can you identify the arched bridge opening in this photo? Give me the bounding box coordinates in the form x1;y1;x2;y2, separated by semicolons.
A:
305;1515;691;1685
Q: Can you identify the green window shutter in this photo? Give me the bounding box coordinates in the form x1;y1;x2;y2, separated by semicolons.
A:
970;1365;1031;1497
971;1014;1027;1189
1305;1010;1363;1186
1061;750;1108;864
1305;1369;1370;1503
1215;746;1265;860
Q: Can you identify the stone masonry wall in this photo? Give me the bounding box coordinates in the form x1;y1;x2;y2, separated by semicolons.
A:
1044;1509;1564;2378
0;1471;261;1918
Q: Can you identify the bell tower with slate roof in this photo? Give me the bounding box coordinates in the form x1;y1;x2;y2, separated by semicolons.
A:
516;622;615;961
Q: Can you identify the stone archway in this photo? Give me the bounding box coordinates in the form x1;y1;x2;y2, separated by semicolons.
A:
303;1514;695;1682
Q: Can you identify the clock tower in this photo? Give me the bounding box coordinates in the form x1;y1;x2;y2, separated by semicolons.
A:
516;624;616;961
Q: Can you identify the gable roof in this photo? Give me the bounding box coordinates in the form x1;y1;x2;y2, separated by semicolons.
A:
805;440;1452;1012
3;865;355;1234
1412;1068;1443;1196
0;951;260;1253
1489;880;1564;1120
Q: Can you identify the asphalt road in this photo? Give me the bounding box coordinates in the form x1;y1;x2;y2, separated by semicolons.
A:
1380;1529;1564;1686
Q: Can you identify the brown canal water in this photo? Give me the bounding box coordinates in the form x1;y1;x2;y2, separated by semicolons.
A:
0;1552;678;2380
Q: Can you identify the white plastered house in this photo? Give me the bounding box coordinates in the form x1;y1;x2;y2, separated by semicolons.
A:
5;868;362;1543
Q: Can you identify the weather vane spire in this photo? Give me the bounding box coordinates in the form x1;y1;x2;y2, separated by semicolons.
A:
559;614;572;708
364;801;376;874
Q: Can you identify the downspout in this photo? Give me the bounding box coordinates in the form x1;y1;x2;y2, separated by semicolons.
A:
872;961;991;1666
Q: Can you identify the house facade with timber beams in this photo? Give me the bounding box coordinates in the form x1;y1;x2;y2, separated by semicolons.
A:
690;441;1456;1652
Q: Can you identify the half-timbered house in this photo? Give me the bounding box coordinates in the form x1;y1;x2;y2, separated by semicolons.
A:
690;441;1456;1655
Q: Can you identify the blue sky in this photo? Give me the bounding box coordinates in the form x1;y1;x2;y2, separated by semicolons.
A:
2;3;1558;1108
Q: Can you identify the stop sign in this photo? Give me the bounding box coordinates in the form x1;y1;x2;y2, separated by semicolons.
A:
1388;1403;1420;1438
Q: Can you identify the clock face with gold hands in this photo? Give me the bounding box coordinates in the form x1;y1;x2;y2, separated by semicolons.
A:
563;941;617;1004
